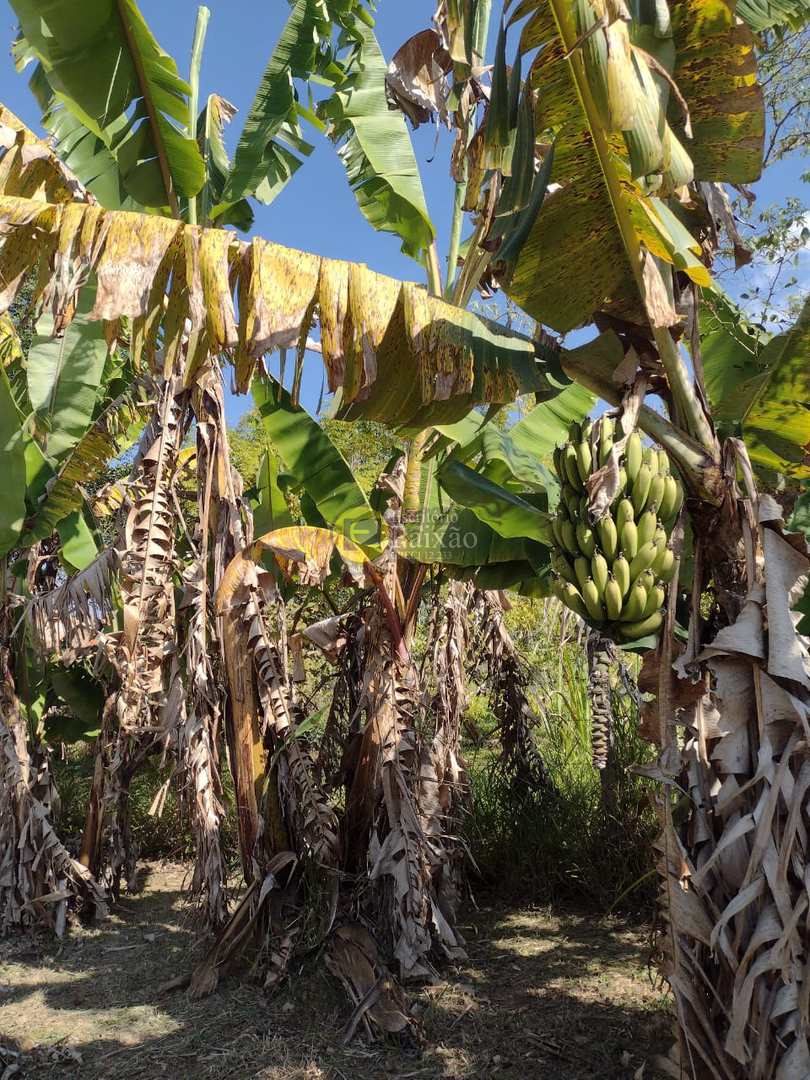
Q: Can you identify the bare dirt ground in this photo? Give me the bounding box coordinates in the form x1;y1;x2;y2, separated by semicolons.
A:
0;862;671;1079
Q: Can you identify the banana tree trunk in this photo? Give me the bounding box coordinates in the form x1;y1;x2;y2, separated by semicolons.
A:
651;456;810;1078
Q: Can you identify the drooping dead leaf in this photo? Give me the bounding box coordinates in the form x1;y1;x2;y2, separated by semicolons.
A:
386;29;451;128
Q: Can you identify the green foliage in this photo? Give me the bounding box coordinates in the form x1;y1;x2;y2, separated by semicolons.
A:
27;280;109;462
12;0;205;209
320;418;401;496
51;747;240;865
465;599;658;913
702;291;810;479
320;21;435;259
252;376;381;547
0;366;27;557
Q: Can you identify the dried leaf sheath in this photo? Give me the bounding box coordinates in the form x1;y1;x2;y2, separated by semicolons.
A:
114;376;190;731
0;618;107;932
176;560;228;929
650;488;810;1077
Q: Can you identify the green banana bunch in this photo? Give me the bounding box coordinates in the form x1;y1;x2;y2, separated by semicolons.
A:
549;420;684;643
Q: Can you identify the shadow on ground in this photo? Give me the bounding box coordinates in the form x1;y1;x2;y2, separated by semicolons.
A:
0;862;671;1079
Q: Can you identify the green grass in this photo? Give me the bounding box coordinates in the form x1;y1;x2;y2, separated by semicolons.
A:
462;600;658;915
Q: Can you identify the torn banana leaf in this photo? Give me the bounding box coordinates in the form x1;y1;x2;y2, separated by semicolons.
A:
319;22;434;259
0;104;92;205
0;186;548;427
10;0;205;208
505;0;761;331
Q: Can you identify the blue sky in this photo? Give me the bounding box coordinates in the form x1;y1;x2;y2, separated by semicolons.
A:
0;1;804;423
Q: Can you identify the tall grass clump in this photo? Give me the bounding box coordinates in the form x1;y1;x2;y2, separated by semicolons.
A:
464;599;658;916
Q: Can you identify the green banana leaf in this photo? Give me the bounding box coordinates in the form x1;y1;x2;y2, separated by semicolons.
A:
438;457;553;544
47;666;104;742
15;51;139;211
27;281;109;461
701;291;771;421
11;0;205;208
216;0;326;211
252;376;381;549
742;297;810;479
735;0;809;32
320;22;435;258
250;450;294;538
23;384;149;545
56;508;98;573
0;366;26;556
403;446;542;567
198;95;254;231
702;293;810;478
449;381;595;498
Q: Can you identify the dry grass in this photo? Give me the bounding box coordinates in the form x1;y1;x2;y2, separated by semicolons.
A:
0;862;671;1079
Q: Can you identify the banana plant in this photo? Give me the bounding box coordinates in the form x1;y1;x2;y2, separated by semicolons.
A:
487;1;810;1075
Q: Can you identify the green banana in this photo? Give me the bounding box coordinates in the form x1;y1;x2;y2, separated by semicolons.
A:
660;475;683;522
591;552;609;595
551;516;566;550
636;508;657;548
576;522;596;558
620;519;638;561
574;556;591;591
643;584;666;618
554;578;588;620
618;611;663;641
550;424;679;640
613;556;630;597
657;475;677;522
621;581;647;622
581;578;606;622
597;514;618;561
631;464;653;514
604;576;623;620
564;445;581;490
637;569;656;595
628;541;658;580
616;498;634;531
647;474;665;514
625;432;643;482
563;485;580;518
561;519;579;556
598;417;614;464
576;438;593;484
654;546;676;582
551;551;577;586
